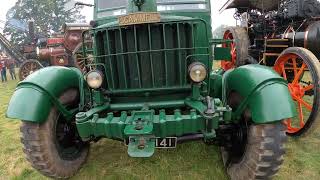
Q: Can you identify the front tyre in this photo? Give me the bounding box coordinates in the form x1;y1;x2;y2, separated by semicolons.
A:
221;122;287;180
20;89;89;178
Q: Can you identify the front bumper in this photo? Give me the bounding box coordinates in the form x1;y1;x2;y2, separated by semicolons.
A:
75;98;231;157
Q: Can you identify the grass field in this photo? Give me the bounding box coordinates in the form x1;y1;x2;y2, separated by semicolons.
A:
1;79;320;180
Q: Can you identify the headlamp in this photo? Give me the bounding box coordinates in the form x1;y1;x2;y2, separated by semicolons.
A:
188;62;207;83
86;70;103;89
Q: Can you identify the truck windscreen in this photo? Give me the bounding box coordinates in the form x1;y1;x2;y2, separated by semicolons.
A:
97;0;207;10
97;0;127;10
96;0;208;18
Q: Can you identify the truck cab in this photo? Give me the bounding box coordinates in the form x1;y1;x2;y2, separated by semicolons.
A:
94;0;211;22
87;0;212;99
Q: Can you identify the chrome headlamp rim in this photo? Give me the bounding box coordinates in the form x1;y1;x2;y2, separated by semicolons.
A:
85;70;104;89
188;62;207;83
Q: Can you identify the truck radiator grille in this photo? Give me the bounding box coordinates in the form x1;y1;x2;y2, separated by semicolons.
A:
95;22;196;90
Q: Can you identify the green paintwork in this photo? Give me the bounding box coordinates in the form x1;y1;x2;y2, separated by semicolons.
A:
214;47;231;61
5;0;297;158
75;97;231;140
124;111;154;136
209;69;223;99
211;38;232;61
93;0;212;27
91;0;212;103
92;18;210;94
6;67;82;123
222;65;296;123
76;108;219;140
92;90;105;106
127;136;155;157
127;0;157;13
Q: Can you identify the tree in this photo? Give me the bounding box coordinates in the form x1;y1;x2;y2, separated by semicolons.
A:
3;0;85;45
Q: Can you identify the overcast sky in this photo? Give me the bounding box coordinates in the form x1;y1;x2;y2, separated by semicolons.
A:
0;0;236;32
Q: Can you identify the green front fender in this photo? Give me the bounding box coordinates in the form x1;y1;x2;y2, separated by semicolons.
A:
6;66;83;123
222;65;296;124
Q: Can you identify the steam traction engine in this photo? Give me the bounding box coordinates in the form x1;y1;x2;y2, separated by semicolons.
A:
18;23;92;80
220;0;320;136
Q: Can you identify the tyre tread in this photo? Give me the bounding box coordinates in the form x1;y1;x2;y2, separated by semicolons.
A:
20;89;88;179
227;123;287;180
20;123;66;178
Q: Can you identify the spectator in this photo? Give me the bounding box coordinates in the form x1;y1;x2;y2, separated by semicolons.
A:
8;59;16;80
0;57;7;82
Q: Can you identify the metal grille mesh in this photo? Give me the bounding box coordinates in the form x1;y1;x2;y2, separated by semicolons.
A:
95;22;196;90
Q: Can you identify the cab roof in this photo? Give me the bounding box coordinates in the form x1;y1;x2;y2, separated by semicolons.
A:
219;0;280;13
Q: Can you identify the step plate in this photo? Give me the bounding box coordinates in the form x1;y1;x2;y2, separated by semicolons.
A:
128;136;155;158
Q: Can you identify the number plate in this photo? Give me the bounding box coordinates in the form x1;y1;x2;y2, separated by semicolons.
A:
155;137;177;148
125;137;177;148
118;12;161;26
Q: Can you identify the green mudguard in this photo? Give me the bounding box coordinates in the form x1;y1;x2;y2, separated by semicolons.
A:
6;66;82;123
223;64;296;124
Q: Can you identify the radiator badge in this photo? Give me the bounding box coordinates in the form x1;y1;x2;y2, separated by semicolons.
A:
119;12;161;26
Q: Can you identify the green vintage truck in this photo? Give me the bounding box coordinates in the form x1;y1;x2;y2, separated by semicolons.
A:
6;0;296;179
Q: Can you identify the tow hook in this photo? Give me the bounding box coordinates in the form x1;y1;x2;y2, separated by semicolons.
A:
205;96;215;115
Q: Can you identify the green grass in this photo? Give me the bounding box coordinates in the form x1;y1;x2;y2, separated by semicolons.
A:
1;80;320;180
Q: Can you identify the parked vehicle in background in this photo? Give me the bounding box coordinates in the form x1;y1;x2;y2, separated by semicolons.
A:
0;20;92;81
220;0;320;136
18;23;92;80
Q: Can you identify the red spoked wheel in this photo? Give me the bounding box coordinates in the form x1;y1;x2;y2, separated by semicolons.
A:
74;53;94;73
221;27;249;71
274;47;320;136
18;59;42;81
221;30;237;70
72;41;95;73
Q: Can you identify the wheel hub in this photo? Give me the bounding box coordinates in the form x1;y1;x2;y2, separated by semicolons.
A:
288;83;305;100
55;115;86;160
218;122;248;164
